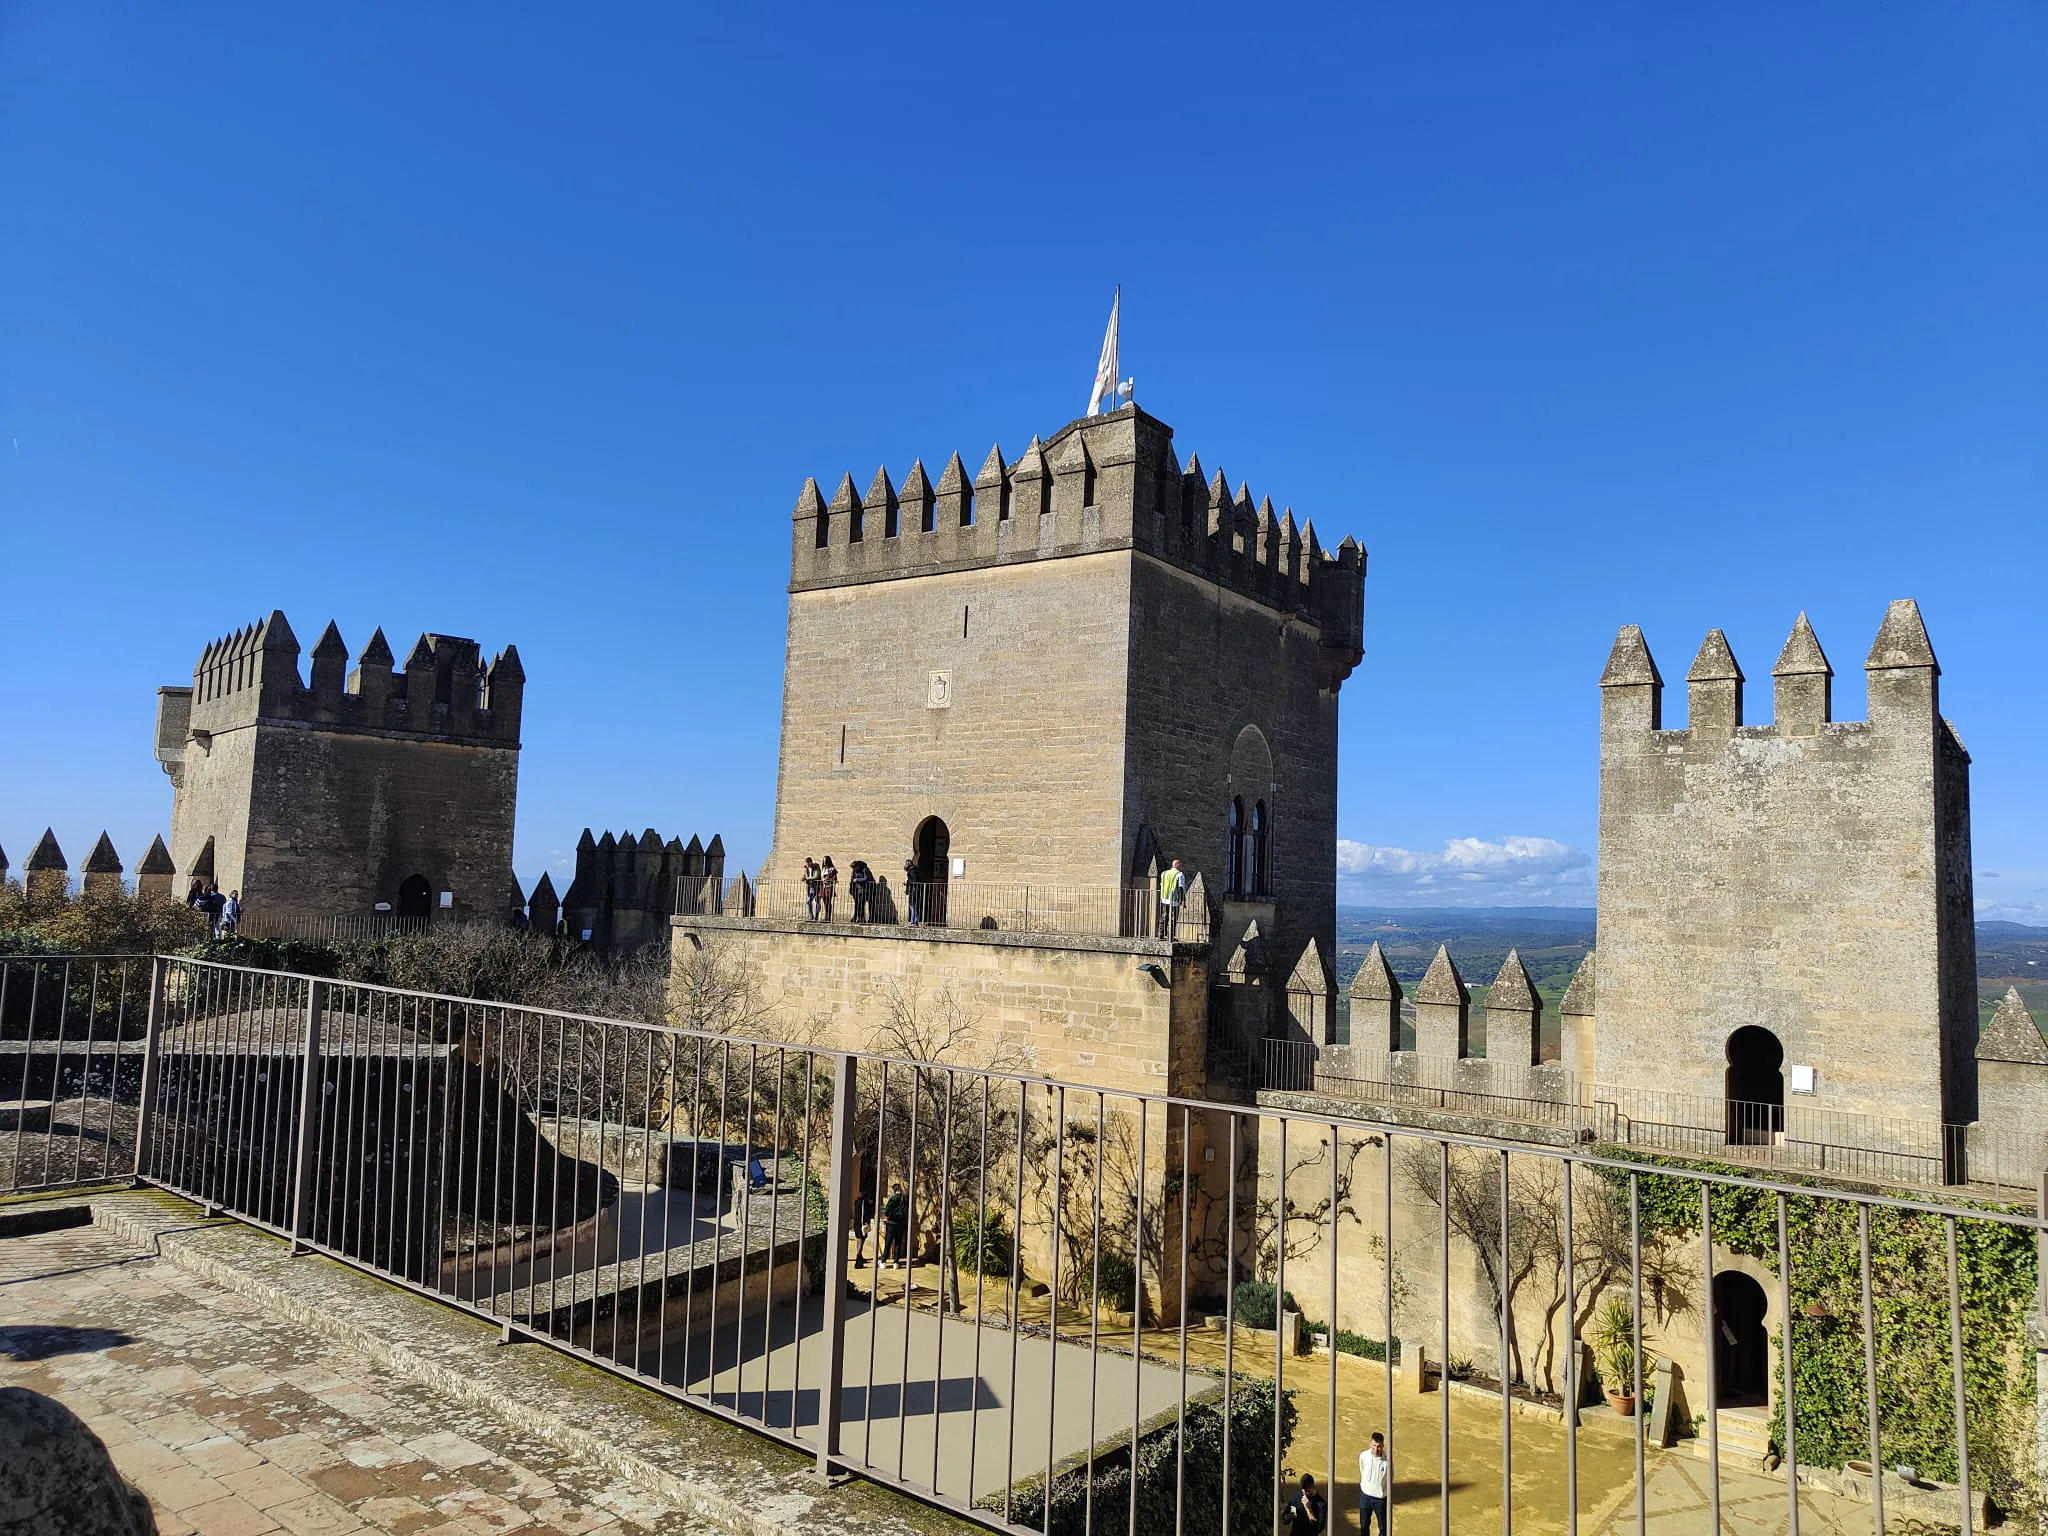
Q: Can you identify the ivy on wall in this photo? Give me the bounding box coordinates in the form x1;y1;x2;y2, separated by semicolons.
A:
1606;1154;2038;1511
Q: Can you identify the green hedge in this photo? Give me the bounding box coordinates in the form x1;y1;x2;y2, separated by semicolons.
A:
1232;1280;1298;1330
989;1376;1297;1536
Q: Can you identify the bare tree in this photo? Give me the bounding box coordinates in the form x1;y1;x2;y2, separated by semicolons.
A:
1400;1143;1558;1386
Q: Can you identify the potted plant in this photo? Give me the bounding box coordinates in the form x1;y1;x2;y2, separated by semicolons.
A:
1590;1294;1653;1416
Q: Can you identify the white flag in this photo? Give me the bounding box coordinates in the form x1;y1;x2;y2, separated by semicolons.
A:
1087;288;1120;416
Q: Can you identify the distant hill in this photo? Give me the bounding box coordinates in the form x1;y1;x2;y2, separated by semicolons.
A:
1333;906;2046;1033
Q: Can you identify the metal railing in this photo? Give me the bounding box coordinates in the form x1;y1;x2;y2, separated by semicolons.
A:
0;954;155;1193
6;952;2037;1535
235;912;438;943
1260;1035;2046;1203
684;876;1212;946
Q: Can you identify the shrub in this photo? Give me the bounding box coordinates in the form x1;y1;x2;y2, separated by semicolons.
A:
990;1375;1297;1536
951;1203;1013;1278
1302;1322;1401;1364
1231;1280;1297;1331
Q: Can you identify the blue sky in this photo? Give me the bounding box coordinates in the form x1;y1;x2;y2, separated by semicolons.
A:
2;4;2042;918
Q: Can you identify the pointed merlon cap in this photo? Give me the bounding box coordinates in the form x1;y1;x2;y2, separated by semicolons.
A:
1051;432;1090;475
1686;630;1743;683
1866;598;1939;673
597;830;617;849
0;843;9;874
1600;626;1662;688
1489;949;1538;1010
639;828;662;849
936;452;969;495
1348;941;1402;1002
26;829;66;871
899;459;932;499
1978;987;2048;1064
793;477;827;520
1286;939;1331;996
404;634;436;671
139;834;176;876
358;627;395;667
83;833;122;875
829;472;862;512
863;466;896;510
256;609;299;653
1011;437;1047;479
1772;612;1832;678
311;621;348;662
705;834;725;857
684;834;704;856
1414;945;1469;1006
530;871;558;901
576;828;597;851
1560;951;1596;1017
488;644;524;682
973;445;1006;488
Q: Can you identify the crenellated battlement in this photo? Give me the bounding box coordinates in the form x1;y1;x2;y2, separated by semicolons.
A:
167;610;523;747
788;405;1366;687
1598;599;1953;748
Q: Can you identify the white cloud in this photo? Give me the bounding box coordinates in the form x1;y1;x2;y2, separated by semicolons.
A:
1335;835;1593;908
1975;869;2048;928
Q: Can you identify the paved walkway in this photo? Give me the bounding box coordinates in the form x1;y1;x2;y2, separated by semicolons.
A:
1;1219;697;1536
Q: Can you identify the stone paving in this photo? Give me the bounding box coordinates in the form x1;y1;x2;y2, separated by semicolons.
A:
0;1220;696;1536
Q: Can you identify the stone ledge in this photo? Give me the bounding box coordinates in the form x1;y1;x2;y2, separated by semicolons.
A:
673;911;1200;959
25;1189;977;1536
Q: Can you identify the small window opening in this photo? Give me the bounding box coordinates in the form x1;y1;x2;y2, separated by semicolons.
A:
1083;457;1098;507
838;724;847;765
849;505;864;544
962;605;970;639
814;501;829;548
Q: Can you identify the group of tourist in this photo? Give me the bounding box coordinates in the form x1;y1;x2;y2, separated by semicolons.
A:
798;856;936;926
184;879;242;938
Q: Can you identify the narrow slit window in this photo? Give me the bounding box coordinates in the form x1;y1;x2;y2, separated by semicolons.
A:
962;605;970;639
961;486;974;527
838;724;847;765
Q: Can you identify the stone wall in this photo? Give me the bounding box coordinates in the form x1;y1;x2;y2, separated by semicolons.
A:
1594;602;1976;1126
669;914;1208;1098
769;552;1136;894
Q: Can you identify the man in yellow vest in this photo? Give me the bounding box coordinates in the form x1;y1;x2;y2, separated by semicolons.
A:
1158;857;1187;939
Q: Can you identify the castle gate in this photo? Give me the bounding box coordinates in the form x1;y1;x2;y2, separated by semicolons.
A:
1725;1025;1786;1144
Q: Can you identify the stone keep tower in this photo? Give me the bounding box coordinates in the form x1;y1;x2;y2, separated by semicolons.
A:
1594;600;1976;1127
768;404;1366;978
154;611;523;925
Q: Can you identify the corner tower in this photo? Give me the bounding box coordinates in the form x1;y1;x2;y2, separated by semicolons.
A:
768;404;1366;981
155;611;523;926
1593;601;1975;1126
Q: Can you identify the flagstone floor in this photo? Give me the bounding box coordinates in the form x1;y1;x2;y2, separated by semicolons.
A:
0;1219;697;1536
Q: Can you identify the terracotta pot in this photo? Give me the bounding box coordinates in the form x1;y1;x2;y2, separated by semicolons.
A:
1606;1390;1637;1417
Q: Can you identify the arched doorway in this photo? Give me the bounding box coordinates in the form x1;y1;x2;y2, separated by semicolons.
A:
912;817;950;926
1712;1271;1770;1406
1725;1026;1785;1144
397;874;433;923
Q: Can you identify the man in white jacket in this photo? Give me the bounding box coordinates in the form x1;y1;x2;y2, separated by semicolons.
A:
1358;1431;1390;1535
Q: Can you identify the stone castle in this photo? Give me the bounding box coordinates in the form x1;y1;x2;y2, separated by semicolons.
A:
679;403;1367;1091
153;612;524;925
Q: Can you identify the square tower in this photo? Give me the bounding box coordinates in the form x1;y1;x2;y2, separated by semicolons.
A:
1593;601;1976;1127
154;611;523;926
767;405;1365;980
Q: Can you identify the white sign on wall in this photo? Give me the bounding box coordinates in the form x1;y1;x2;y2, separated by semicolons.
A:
1789;1064;1816;1094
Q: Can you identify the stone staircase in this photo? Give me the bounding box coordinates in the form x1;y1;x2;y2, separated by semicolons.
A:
1692;1405;1775;1467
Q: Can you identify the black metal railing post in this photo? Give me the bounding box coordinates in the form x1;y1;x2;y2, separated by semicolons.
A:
288;979;326;1254
131;955;169;1184
815;1051;858;1481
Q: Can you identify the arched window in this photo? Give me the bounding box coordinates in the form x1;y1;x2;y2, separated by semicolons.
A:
1249;800;1268;897
1226;797;1245;896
